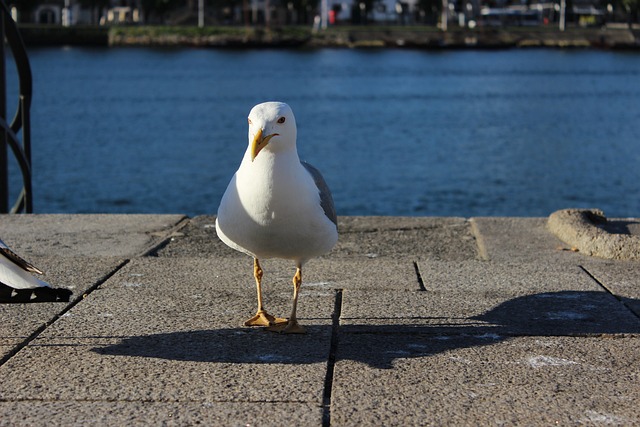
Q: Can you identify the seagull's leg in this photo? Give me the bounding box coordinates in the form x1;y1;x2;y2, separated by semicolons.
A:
244;258;286;327
268;266;306;334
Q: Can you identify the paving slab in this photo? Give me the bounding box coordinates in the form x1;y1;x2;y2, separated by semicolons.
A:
470;217;582;263
340;288;640;336
0;332;330;403
331;335;640;426
92;257;335;329
0;256;126;361
159;215;480;261
405;261;640;334
416;260;601;293
0;256;334;406
0;214;186;257
157;216;423;291
154;215;242;258
0;401;323;427
334;216;479;260
304;258;420;291
581;261;640;317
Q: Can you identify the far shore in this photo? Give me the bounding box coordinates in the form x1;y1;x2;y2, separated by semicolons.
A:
16;24;640;49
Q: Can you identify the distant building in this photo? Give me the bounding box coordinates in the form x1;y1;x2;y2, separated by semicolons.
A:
8;0;616;27
572;0;605;26
33;3;62;24
325;0;420;24
100;7;141;25
10;0;141;25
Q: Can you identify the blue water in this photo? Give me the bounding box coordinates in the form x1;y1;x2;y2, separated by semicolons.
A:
6;47;640;217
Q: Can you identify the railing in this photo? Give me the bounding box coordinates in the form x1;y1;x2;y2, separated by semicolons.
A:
0;0;33;213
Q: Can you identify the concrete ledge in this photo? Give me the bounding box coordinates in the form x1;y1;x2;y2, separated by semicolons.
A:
548;209;640;260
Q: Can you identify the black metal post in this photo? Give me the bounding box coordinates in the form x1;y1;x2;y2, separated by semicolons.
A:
0;13;7;213
0;0;33;213
20;95;32;213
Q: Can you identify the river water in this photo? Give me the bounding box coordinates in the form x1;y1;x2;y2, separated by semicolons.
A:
6;47;640;217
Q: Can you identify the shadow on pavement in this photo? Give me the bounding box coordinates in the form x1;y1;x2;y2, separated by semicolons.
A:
94;291;640;369
599;219;640;236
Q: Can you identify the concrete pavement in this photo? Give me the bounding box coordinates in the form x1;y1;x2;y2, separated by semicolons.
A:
0;214;638;426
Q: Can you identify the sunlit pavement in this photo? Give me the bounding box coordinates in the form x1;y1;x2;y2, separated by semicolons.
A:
1;214;639;425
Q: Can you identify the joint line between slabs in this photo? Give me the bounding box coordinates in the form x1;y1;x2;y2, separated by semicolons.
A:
322;289;343;427
140;216;191;257
579;265;640;321
413;261;427;292
468;218;490;261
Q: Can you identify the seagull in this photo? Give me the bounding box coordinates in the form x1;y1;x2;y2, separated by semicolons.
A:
0;238;72;303
216;102;338;334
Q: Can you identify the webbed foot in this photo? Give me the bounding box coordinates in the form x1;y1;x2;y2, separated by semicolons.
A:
244;310;287;327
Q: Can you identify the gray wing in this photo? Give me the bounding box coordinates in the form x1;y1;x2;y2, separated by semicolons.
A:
301;161;337;226
0;239;44;275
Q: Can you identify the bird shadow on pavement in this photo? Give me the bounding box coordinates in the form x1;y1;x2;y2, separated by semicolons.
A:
94;291;640;369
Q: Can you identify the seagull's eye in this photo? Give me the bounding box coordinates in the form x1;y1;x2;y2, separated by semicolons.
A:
277;117;286;124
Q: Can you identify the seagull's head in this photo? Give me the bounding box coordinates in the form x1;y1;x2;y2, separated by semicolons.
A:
247;102;297;161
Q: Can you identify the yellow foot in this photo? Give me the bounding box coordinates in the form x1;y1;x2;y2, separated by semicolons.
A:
244;310;287;327
266;319;307;334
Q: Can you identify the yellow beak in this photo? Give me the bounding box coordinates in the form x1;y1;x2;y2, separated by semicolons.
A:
250;128;278;161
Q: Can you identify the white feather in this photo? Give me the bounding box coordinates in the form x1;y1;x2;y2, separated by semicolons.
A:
0;239;50;289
